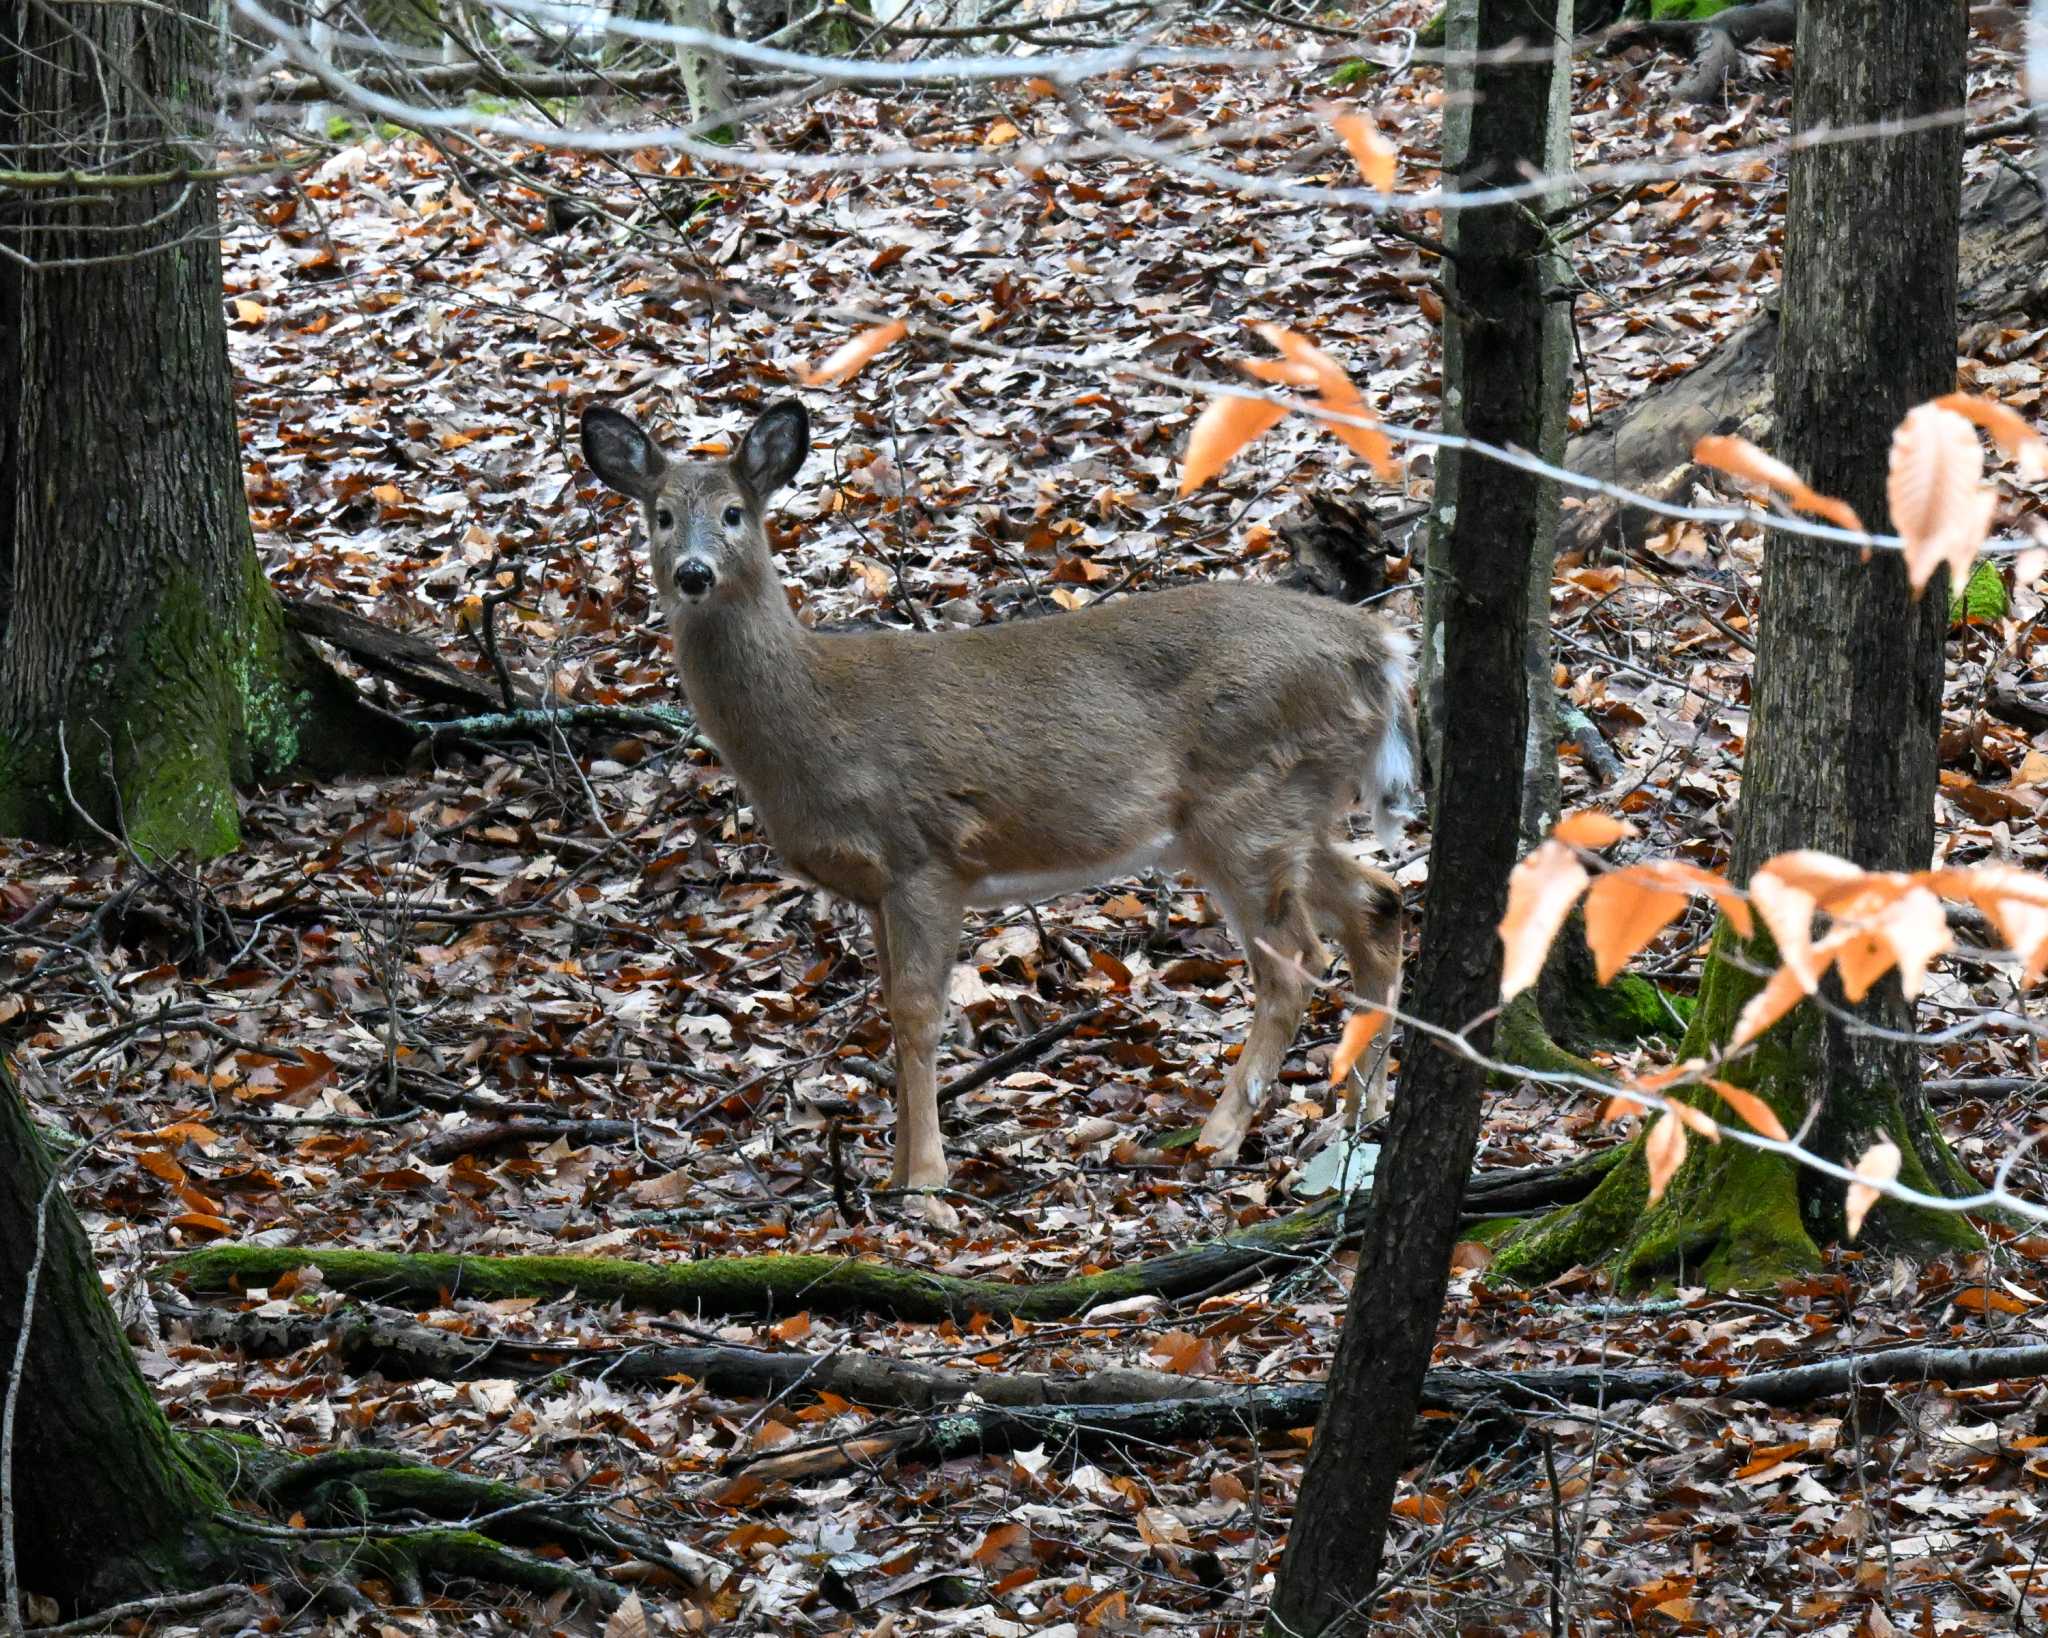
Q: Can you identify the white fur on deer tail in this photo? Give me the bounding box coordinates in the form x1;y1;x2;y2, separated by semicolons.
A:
1371;631;1421;856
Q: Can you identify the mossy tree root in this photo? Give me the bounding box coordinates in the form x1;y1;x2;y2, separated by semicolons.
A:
1489;923;1979;1292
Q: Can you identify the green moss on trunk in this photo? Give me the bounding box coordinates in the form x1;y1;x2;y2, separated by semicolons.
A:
1489;923;1978;1292
0;1062;236;1609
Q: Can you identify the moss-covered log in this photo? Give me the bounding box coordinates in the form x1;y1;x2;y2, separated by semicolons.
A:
168;1161;1612;1323
168;1202;1366;1323
0;0;390;861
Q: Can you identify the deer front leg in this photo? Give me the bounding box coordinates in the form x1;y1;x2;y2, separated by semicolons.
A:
875;883;963;1228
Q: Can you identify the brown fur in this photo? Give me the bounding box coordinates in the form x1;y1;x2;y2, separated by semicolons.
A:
583;400;1414;1219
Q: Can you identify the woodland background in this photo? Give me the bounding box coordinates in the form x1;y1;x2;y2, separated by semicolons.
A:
5;0;2048;1633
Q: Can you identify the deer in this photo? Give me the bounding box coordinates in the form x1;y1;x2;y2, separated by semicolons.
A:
581;397;1417;1226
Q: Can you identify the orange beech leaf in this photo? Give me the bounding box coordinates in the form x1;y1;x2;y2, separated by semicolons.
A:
1603;1091;1649;1123
1874;885;1950;1000
1933;391;2048;481
1889;402;1999;598
1318;386;1400;481
1250;322;1400;481
1634;1058;1709;1093
1705;1080;1790;1142
1728;961;1809;1053
1844;1139;1902;1241
1695;434;1805;496
1756;849;1874;911
1179;394;1288;494
1747;866;1826;992
1694;434;1866;534
1670;1100;1722;1143
804;320;907;386
1241;357;1323;389
1645;1113;1687;1204
1498;840;1590;1002
1329;111;1397;192
1329;1009;1386;1084
1584;868;1690;984
1553;810;1638;849
1924;864;2048;982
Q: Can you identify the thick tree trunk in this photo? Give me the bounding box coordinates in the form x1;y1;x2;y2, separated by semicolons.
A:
0;1062;229;1609
1493;0;1978;1292
0;0;382;860
1264;1;1570;1630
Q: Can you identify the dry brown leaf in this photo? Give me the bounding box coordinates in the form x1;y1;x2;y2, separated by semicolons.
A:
1705;1079;1790;1142
1845;1139;1902;1240
1645;1112;1687;1204
1933;391;2048;481
1553;810;1638;849
1329;1009;1386;1084
1889;402;1999;597
1328;111;1397;193
1498;840;1590;1002
805;320;908;387
1179;393;1288;493
606;1593;650;1638
1583;868;1691;984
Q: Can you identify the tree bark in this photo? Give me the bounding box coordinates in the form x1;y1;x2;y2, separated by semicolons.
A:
1265;0;1571;1629
1492;0;1978;1291
0;1062;228;1610
0;0;386;861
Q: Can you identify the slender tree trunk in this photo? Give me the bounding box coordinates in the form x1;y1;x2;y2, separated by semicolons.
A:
1264;3;1571;1630
0;1062;230;1609
1490;0;1976;1291
0;0;382;860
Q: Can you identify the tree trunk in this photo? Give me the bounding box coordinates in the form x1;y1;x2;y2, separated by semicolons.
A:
0;0;384;861
1491;0;1978;1292
0;1062;230;1610
1264;0;1570;1629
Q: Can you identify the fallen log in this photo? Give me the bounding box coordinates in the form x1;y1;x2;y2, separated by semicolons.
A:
167;1159;1606;1325
154;1291;1229;1409
1561;167;2046;563
721;1338;2048;1487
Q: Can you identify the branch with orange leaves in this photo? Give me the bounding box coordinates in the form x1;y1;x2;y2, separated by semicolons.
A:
794;313;2048;585
1488;810;2048;1235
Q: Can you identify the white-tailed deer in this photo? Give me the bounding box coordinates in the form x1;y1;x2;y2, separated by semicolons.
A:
583;398;1416;1222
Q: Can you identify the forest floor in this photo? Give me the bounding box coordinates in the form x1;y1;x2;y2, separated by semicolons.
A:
9;5;2048;1634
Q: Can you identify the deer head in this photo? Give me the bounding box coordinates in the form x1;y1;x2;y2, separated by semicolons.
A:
580;399;810;616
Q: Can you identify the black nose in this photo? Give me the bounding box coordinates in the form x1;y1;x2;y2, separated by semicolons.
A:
676;561;715;597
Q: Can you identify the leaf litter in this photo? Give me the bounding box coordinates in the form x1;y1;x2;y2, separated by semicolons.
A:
6;5;2048;1632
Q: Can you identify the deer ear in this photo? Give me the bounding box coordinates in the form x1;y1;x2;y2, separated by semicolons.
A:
581;406;667;501
735;400;809;499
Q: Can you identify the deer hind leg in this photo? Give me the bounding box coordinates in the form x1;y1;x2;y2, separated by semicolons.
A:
1314;845;1404;1123
1196;850;1325;1163
873;882;963;1224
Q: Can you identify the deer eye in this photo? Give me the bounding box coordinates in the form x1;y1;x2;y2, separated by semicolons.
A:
721;504;744;529
655;506;674;531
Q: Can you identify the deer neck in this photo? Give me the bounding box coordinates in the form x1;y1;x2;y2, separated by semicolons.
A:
669;583;830;802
